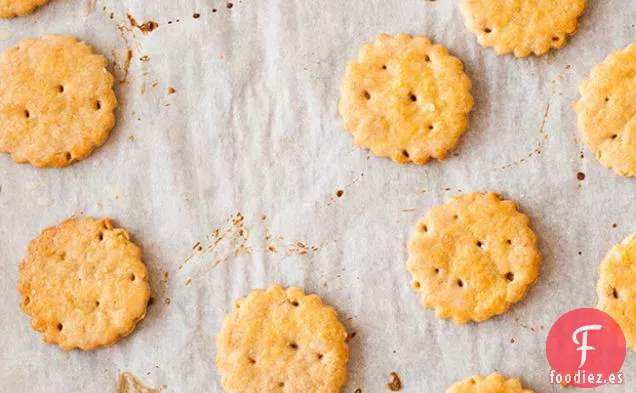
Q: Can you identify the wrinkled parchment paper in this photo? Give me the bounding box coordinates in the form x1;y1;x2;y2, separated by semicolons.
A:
1;0;636;392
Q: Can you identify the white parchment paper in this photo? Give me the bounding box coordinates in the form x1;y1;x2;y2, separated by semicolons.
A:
1;0;635;392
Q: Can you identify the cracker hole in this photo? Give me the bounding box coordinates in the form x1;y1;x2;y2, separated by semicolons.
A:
363;91;371;100
402;150;410;158
605;97;610;103
278;382;285;388
412;280;421;289
428;124;434;131
424;55;431;62
382;65;387;70
58;85;64;93
130;273;136;282
289;343;298;349
290;300;299;307
552;36;560;41
484;27;492;33
612;134;618;140
24;296;30;306
409;93;417;102
469;378;476;385
95;100;102;110
477;241;484;248
24;109;30;118
613;288;619;299
64;152;72;161
317;353;323;360
434;268;440;274
419;223;428;232
57;323;63;331
506;239;512;245
453;214;459;220
457;279;464;288
98;232;104;241
248;357;256;364
506;272;515;282
95;300;100;307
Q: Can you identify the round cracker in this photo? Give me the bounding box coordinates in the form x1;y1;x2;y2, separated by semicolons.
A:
460;0;586;57
597;232;636;351
0;0;49;18
407;192;541;324
0;35;117;167
339;33;473;165
446;373;535;393
216;285;349;393
18;217;150;351
574;43;636;177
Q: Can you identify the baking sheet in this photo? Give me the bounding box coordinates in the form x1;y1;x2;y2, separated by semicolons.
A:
1;0;635;392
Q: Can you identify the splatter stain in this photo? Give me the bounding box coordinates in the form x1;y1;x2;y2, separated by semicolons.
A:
612;223;618;229
127;14;159;34
387;372;402;391
117;372;158;393
336;190;344;198
179;213;326;284
139;55;150;62
510;338;516;344
193;13;200;19
227;2;234;8
576;172;585;181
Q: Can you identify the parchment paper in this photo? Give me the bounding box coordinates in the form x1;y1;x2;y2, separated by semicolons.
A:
1;0;635;392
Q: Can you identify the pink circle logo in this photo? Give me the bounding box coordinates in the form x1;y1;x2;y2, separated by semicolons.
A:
546;308;626;388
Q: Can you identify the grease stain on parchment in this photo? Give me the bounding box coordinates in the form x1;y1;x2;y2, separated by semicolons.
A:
178;213;326;284
387;372;402;391
117;372;162;393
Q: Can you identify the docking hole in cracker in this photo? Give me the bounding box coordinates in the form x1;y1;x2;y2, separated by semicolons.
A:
574;43;636;177
216;285;349;393
17;218;150;351
339;33;473;165
460;0;586;57
597;232;636;351
406;192;541;324
446;373;535;393
0;35;117;167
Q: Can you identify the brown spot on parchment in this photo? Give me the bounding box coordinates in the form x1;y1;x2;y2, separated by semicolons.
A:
140;55;150;62
576;172;585;181
227;2;234;8
127;14;159;34
612;223;618;229
387;372;402;391
168;87;176;95
193;13;200;19
510;338;516;344
328;174;363;205
117;372;157;393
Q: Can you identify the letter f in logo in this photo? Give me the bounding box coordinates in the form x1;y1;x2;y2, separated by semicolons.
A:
573;325;603;368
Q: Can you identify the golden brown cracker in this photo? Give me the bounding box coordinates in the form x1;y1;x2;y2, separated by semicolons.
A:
447;373;535;393
216;285;349;393
339;33;473;164
460;0;586;57
18;217;150;351
0;35;117;167
0;0;49;18
574;43;636;177
407;192;540;323
597;232;636;351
